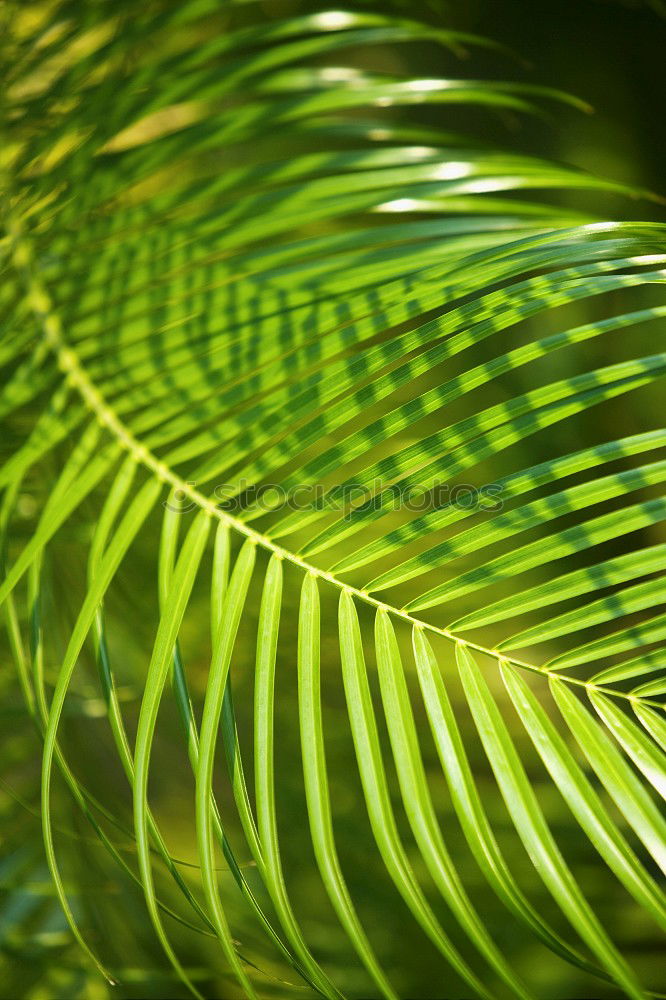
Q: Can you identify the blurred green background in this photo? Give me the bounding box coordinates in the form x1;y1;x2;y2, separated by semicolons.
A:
2;1;664;998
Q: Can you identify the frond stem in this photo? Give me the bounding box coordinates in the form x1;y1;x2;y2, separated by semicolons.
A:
7;215;664;713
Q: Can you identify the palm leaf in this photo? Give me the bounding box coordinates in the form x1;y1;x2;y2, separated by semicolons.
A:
2;0;665;997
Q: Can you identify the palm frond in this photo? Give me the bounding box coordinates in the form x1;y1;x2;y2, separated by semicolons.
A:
2;1;665;997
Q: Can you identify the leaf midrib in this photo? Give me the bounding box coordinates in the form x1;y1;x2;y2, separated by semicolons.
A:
10;217;664;712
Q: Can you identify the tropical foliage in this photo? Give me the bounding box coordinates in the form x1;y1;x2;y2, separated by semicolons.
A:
1;0;665;997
